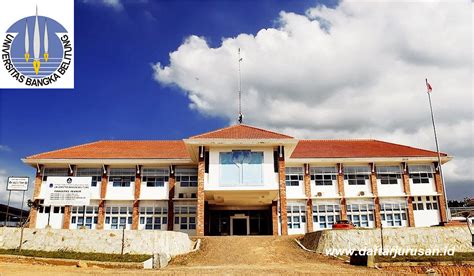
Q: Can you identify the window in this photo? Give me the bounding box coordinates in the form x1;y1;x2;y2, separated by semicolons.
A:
409;165;433;184
285;167;303;186
76;168;103;187
105;206;133;229
412;196;438;211
174;206;196;230
109;168;135;187
380;202;407;227
42;168;69;181
176;168;198;187
344;166;370;185
376;166;402;185
287;203;306;229
219;150;263;186
139;205;168;230
426;196;439;210
311;167;337;186
312;204;340;229
71;206;99;229
142;168;169;187
37;200;64;214
347;203;374;227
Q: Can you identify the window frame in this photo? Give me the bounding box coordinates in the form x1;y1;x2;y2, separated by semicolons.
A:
105;205;133;229
286;203;306;229
176;168;198;187
312;204;341;229
376;166;402;185
76;168;103;187
346;203;375;227
285;167;303;187
344;166;370;186
310;167;337;186
139;205;168;230
71;205;99;229
380;202;407;227
174;205;196;230
408;165;434;184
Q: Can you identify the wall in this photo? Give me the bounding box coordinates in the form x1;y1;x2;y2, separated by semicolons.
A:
344;179;373;197
140;182;168;200
301;226;473;253
414;209;440;227
0;228;194;256
311;179;339;198
36;207;64;229
409;178;437;196
376;179;405;197
106;182;135;200
286;179;306;199
90;183;102;199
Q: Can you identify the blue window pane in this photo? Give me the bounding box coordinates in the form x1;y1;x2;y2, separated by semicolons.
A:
220;151;263;186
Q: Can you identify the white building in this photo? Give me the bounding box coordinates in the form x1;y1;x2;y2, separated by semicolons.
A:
23;124;451;235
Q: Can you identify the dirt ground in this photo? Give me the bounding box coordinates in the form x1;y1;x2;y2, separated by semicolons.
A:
166;235;380;274
0;236;470;275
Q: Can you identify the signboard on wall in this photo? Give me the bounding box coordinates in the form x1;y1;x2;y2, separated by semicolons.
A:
44;177;91;206
7;176;29;191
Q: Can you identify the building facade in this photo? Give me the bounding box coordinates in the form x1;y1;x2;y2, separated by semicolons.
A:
23;124;451;235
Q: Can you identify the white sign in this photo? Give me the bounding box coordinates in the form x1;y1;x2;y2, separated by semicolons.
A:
7;176;29;191
0;0;74;89
44;177;91;206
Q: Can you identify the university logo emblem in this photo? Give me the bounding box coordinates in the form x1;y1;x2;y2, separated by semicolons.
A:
0;1;74;89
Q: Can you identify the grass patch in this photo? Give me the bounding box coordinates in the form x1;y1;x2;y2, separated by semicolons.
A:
0;248;150;263
375;252;474;263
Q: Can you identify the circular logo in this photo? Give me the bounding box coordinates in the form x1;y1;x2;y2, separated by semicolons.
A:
2;8;72;86
67;178;72;184
49;183;54;188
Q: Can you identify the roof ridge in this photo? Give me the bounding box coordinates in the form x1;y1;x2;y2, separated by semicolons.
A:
239;124;294;138
370;139;447;156
98;140;183;142
299;139;376;142
26;140;104;159
189;124;293;139
189;124;239;139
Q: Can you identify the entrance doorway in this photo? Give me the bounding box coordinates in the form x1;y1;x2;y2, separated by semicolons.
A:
207;207;273;236
230;215;249;235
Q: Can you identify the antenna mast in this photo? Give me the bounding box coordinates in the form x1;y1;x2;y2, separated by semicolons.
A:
238;48;243;124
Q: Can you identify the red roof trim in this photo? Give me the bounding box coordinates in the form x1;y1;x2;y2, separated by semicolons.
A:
291;139;447;158
189;124;293;139
26;140;191;160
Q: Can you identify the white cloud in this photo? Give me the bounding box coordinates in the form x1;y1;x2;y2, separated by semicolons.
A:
153;1;473;198
81;0;123;11
0;145;11;152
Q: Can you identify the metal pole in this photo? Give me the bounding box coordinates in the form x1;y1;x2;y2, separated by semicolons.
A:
83;205;86;228
19;209;31;252
5;191;12;227
47;207;51;227
19;191;26;226
121;227;125;256
427;91;449;222
380;223;384;253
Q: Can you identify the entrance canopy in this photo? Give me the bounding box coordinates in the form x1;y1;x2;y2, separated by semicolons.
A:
205;189;278;206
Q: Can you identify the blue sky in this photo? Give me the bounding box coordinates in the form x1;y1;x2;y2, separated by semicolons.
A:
0;0;333;206
0;0;472;207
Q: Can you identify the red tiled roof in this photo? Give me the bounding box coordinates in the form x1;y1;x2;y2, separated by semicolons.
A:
26;140;190;159
189;124;293;139
291;140;447;158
